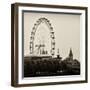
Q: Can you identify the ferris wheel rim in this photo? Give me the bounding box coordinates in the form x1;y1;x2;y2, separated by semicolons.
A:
30;17;55;56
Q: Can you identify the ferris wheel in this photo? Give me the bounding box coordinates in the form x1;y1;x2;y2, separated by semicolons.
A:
30;17;55;57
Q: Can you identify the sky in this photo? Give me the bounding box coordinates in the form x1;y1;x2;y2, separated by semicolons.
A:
24;11;80;60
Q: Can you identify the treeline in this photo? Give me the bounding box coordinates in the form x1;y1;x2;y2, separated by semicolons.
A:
24;57;80;77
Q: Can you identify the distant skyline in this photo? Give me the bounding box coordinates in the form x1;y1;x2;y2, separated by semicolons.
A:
24;12;80;60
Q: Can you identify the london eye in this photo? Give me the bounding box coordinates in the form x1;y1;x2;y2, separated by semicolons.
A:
30;17;55;57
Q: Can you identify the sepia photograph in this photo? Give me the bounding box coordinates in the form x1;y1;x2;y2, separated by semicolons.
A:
23;11;80;77
11;3;88;87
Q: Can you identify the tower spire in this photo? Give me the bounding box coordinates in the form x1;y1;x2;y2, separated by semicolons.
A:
69;48;73;59
57;48;61;59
